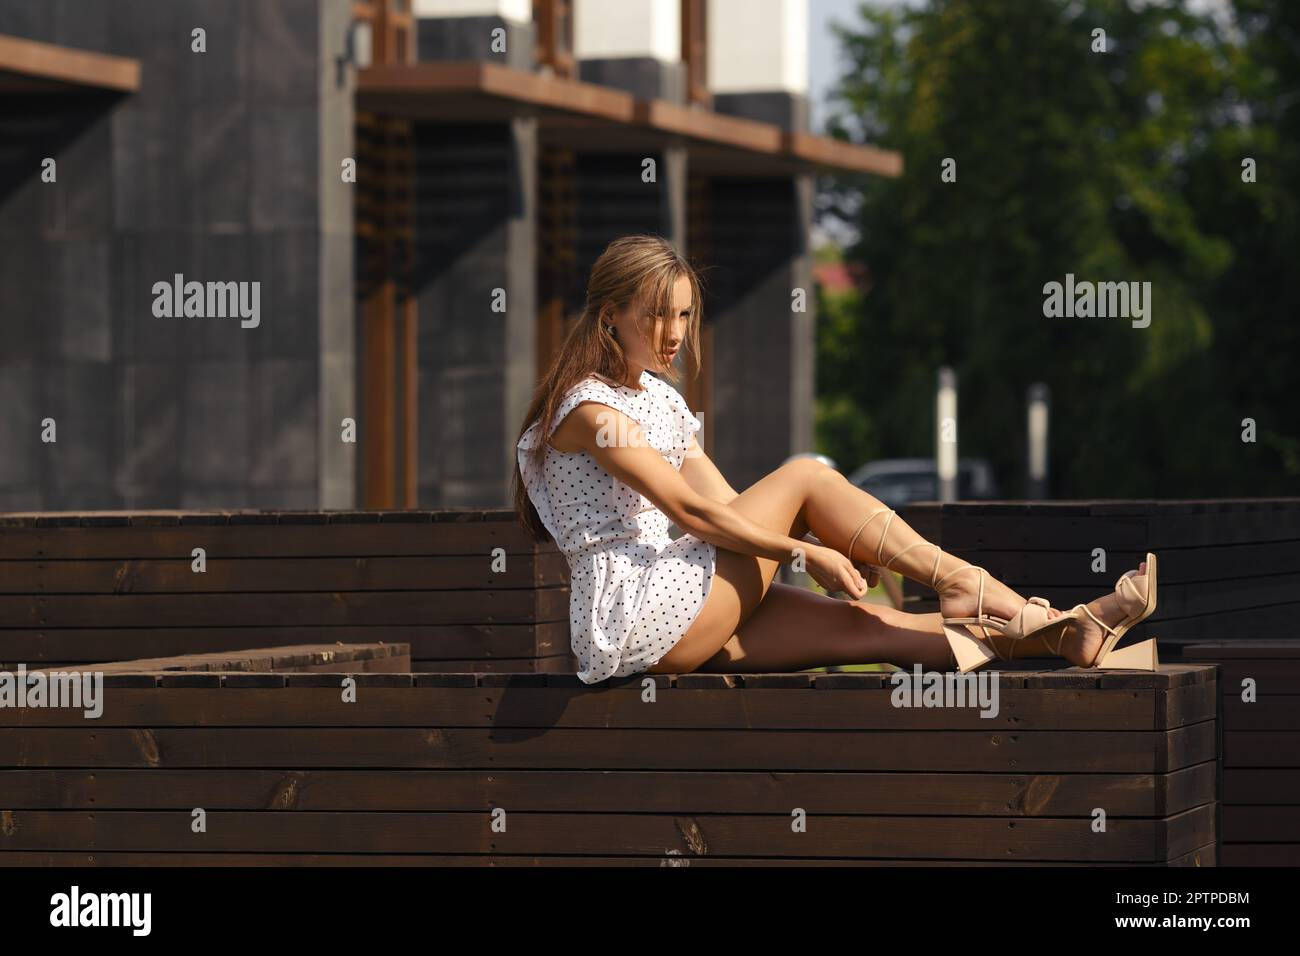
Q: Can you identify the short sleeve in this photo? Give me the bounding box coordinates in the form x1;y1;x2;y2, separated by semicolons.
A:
517;379;626;451
666;382;702;442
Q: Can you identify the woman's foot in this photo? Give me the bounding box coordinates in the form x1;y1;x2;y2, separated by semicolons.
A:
1056;561;1151;667
932;555;1068;636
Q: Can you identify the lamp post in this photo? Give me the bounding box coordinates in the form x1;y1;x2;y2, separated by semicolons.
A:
1027;383;1050;499
936;367;958;503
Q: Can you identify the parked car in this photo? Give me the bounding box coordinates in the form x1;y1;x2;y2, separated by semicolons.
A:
846;457;1000;508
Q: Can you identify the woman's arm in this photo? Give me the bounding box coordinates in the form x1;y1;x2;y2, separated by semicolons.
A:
551;402;866;598
680;436;739;503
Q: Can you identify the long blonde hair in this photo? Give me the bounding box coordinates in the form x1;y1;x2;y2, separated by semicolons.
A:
513;234;704;541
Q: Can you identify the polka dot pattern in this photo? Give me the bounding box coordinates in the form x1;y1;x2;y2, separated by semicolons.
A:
517;371;716;684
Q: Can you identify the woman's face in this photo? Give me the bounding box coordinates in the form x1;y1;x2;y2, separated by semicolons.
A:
608;274;693;377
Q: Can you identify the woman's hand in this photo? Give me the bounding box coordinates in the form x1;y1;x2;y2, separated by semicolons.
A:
803;545;868;600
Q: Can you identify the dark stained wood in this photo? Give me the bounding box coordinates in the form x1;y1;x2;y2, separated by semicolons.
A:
0;589;568;628
0;553;570;593
0;665;1218;865
0;509;571;671
0;847;1216;866
0;33;140;93
2;622;569;666
0;807;1214;861
0;724;1217;772
0;763;1213;816
1176;640;1300;865
84;643;410;675
0;682;1215;731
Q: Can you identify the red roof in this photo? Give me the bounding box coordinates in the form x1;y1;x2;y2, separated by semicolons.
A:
814;260;869;294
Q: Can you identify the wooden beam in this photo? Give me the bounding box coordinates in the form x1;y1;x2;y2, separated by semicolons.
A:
359;61;903;177
635;98;783;154
0;33;140;93
785;130;903;178
360;61;635;123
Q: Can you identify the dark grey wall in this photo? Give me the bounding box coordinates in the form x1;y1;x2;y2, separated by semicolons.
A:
412;120;537;508
578;57;684;102
705;174;815;492
0;0;355;510
417;15;534;70
713;91;809;133
411;14;537;508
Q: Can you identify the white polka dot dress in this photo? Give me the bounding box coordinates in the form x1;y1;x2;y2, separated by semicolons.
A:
517;370;717;684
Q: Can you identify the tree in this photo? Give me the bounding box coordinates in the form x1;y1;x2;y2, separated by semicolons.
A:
819;0;1296;496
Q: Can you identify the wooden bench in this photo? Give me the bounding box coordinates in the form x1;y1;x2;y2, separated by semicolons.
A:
1177;640;1300;866
0;662;1218;865
899;499;1300;655
0;510;569;674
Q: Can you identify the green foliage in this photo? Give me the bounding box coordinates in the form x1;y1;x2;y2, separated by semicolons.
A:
818;0;1299;496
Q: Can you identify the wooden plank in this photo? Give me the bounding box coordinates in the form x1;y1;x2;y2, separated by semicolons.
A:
0;589;570;627
942;540;1300;584
1223;732;1300;767
937;515;1149;551
0;684;1216;732
0;553;569;593
0;509;528;527
636;98;783;153
0;764;1213;816
0;622;569;664
1221;696;1300;730
0;809;1212;862
361;61;636;122
0;724;1217;772
411;656;576;673
1161;804;1218;860
1122;603;1300;641
1223;769;1300;804
1222;806;1300;842
1182;640;1300;660
0;33;140;93
84;643;410;675
0;522;545;560
785;130;903;177
0;849;1215;866
1220;845;1300;865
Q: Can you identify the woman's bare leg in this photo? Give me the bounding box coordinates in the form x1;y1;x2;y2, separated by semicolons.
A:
696;581;954;673
650;457;1056;675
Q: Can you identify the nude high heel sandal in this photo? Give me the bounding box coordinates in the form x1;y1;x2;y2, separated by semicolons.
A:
1068;553;1160;670
845;508;1077;674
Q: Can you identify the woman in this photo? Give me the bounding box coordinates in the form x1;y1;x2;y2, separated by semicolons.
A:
514;235;1157;684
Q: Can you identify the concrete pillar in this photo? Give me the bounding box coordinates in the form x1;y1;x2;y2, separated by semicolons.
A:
573;0;682;101
699;0;814;491
708;0;809;130
570;0;687;344
413;1;537;506
0;0;357;510
415;0;535;68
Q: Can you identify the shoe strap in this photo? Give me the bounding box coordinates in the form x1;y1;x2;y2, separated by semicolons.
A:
846;508;893;568
845;507;983;624
933;560;987;625
1116;570;1146;610
1076;601;1117;637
